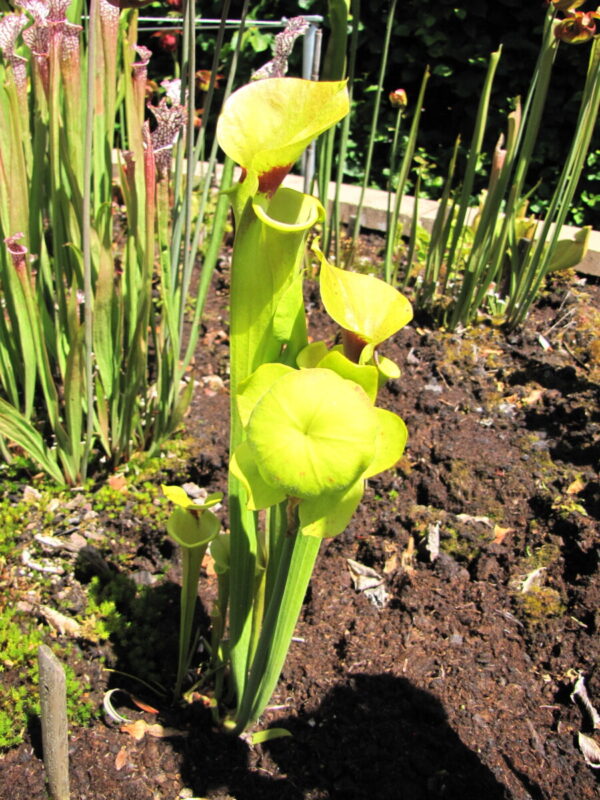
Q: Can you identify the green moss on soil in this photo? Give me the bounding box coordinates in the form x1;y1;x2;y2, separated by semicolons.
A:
82;574;178;690
518;542;562;574
510;542;564;626
409;504;495;564
0;442;195;749
435;326;505;384
0;608;94;749
445;459;505;521
517;586;565;625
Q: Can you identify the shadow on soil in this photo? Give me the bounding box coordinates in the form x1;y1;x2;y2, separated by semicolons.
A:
508;360;600;467
73;520;509;798
176;673;510;800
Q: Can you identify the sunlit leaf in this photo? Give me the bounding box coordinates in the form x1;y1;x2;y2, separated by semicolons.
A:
316;245;413;346
230;441;287;510
246;369;377;499
296;341;330;368
237;363;294;429
546;226;591;272
363;408;408;478
299;478;364;537
217;78;348;185
248;727;292;744
317;350;379;403
162;484;223;510
167;507;220;549
376;354;401;381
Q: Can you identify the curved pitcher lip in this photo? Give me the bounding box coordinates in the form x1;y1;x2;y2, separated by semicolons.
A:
251;187;325;233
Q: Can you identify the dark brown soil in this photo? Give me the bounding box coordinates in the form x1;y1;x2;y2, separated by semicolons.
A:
1;259;599;800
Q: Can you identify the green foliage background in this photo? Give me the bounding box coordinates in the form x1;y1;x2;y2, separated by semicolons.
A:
184;0;599;228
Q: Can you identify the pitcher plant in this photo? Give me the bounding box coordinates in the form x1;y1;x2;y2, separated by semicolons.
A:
164;75;413;734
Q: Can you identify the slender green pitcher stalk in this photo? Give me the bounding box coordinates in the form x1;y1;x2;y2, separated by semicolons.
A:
81;0;98;481
349;0;396;255
163;486;222;697
384;66;430;283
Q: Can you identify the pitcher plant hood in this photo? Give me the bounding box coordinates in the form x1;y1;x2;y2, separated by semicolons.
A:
216;78;349;196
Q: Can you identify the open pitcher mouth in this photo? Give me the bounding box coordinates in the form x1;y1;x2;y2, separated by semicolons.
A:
252;187;325;233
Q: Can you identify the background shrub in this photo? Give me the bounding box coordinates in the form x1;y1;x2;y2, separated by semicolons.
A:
174;0;599;227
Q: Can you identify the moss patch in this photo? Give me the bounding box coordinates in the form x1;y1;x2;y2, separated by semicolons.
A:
0;608;94;749
409;504;495;565
517;586;565;625
0;442;195;750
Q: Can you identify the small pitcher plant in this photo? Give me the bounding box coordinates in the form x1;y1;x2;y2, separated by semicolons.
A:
162;485;223;697
162;76;412;734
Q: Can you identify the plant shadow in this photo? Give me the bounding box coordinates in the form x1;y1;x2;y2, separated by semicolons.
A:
74;544;210;699
507;359;600;467
77;552;509;798
176;673;510;800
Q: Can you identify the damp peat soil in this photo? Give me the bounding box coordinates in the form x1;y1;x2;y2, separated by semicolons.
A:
1;265;599;800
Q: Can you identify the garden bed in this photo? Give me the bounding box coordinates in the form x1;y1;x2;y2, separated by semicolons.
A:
0;259;599;800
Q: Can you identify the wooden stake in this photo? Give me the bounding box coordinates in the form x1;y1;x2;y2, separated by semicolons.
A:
38;645;70;800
